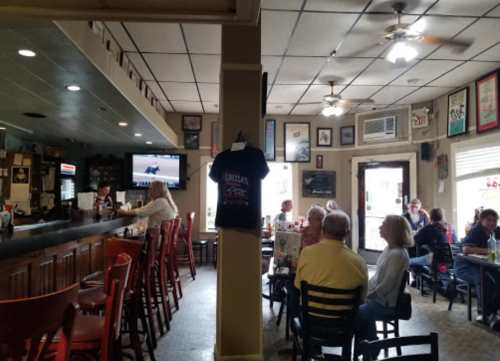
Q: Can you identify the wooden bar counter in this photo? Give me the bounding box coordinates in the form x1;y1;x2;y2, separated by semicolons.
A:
0;216;147;300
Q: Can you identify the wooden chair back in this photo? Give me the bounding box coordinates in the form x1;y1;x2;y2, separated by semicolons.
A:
0;284;80;361
105;238;145;291
171;217;182;254
360;332;439;361
160;220;173;262
101;253;132;361
185;212;195;245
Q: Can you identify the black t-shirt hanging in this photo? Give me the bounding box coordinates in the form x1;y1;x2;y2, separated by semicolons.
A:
209;146;270;229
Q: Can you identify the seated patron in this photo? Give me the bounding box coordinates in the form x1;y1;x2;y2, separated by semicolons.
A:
454;209;500;321
409;208;458;286
326;200;339;212
357;215;412;348
300;205;326;251
117;181;178;229
274;199;292;222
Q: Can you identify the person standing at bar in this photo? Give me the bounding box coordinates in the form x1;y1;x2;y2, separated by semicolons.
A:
94;181;113;209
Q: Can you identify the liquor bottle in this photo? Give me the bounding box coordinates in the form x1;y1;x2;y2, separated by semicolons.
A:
136;195;143;208
488;232;496;262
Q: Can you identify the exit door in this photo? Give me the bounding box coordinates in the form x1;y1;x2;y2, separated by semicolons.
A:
358;161;410;251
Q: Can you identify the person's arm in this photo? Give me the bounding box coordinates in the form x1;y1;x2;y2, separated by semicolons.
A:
462;226;488;255
368;250;406;298
451;224;459;243
463;246;488;255
117;208;137;216
413;226;428;245
420;209;430;224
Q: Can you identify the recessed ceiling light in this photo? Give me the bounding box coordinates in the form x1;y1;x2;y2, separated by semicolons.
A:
134;133;142;137
23;112;46;118
118;122;128;127
146;141;153;144
18;50;36;57
66;85;80;91
0;127;5;130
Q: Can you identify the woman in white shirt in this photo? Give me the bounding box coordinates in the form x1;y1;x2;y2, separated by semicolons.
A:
357;214;412;351
117;181;178;228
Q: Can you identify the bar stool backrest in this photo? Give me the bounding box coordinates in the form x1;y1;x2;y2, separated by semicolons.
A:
160;220;173;261
171;217;182;254
105;238;144;292
0;284;80;361
186;212;195;245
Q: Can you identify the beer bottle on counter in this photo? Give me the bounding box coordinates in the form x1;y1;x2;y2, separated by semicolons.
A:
488;232;496;262
136;195;143;209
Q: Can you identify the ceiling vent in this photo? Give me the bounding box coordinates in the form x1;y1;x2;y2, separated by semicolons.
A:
363;116;396;141
23;112;46;118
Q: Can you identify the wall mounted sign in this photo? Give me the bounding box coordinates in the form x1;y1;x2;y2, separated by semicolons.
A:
264;119;276;161
302;171;336;198
447;87;468;137
412;109;429;128
476;71;499;133
317;128;332;147
284;122;310;163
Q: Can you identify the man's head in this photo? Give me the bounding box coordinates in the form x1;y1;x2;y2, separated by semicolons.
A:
323;211;350;241
326;200;338;211
281;200;293;213
408;198;422;214
307;205;326;230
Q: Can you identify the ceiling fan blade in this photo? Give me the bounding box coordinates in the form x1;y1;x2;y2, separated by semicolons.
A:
344;98;375;104
342;42;389;57
420;35;473;49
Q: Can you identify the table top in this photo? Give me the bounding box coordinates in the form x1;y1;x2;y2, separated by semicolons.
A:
456;253;500;268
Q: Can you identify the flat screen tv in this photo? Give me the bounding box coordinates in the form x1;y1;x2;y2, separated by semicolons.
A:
131;153;187;190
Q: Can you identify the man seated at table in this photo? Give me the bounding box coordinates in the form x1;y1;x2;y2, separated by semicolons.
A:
274;199;292;222
402;198;430;257
454;208;500;322
287;211;368;321
300;205;326;251
409;208;458;288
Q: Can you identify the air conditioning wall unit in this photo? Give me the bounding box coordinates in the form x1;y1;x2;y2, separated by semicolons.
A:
363;116;397;141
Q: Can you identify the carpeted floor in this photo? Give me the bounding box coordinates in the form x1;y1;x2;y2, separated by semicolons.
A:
151;265;500;361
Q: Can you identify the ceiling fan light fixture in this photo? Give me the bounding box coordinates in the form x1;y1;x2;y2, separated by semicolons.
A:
387;42;417;63
322;105;343;117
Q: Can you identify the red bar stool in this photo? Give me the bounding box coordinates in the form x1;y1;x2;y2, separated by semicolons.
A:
157;220;174;323
177;212;196;280
170;217;183;300
0;284;79;361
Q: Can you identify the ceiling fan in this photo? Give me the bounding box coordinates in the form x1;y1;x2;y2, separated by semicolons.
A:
359;2;474;63
321;81;374;116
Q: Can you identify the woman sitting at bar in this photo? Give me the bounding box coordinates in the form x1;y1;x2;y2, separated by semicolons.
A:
117;181;178;228
300;205;326;251
94;181;113;209
357;214;412;353
454;209;500;322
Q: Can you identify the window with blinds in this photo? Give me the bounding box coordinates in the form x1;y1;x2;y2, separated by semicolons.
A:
455;145;500;178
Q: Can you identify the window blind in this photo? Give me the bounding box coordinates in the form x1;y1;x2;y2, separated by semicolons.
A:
455;145;500;178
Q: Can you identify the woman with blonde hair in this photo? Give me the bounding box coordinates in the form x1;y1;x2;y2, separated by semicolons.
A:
357;214;413;352
117;181;178;228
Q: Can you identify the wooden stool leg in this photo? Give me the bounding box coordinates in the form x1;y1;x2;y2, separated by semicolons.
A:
143;281;158;349
167;258;179;310
151;269;167;334
125;303;145;361
174;256;183;298
158;264;173;324
139;296;156;361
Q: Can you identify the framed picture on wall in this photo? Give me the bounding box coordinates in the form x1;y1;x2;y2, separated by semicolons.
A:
284;122;310;163
184;132;200;149
211;122;219;158
476;71;499;133
447;87;468;138
182;115;202;131
340;126;355;146
264;119;276;161
317;128;332;147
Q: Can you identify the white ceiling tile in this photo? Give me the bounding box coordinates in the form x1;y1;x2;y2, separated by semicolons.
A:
159;82;199;101
261;0;303;10
300;84;346;103
291;103;323;115
145;81;166;100
408;16;477;58
427;61;500;87
395;87;455;105
338;14;418;58
369;86;419;104
473;43;500;61
191;55;221;83
275;57;326;84
365;0;436;14
348;104;390;114
314;57;373;85
288;13;359;56
339;85;383;101
159;100;174;112
170;101;203;113
352;59;418;86
262;11;299;56
125;53;155;81
267;84;309;103
305;0;371;12
124;23;186;53
105;22;136;51
262;56;283;84
428;18;500;60
427;0;500;16
390;60;464;86
203;102;220;113
198;83;219;102
183;24;221;54
266;103;295;115
144;54;194;82
488;5;500;16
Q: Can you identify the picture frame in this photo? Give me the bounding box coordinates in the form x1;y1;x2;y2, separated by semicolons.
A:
317;127;333;147
182;115;202;131
340;126;355;146
264;119;276;161
12;166;30;185
284;122;310;163
476;71;499;133
184;132;200;150
316;155;323;169
447;87;469;138
302;171;336;198
211;122;219;158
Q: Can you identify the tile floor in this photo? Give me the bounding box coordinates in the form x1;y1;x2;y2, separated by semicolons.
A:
150;265;500;361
